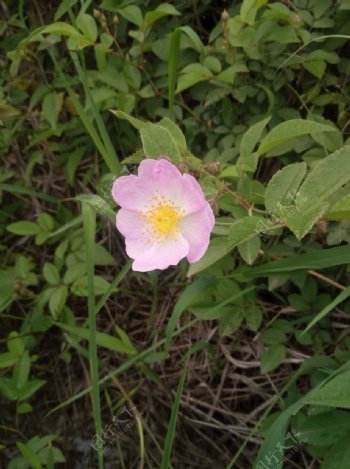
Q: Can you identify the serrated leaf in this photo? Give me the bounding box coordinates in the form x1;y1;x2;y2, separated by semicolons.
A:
297;145;350;209
257;119;335;156
322;436;350;469
228;216;264;245
140;123;182;162
265;162;307;213
298;410;350;446
304;370;350;408
158;118;187;151
110;110;145;130
75;194;115;221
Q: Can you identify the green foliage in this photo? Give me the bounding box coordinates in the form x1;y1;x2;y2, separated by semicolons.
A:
2;0;350;467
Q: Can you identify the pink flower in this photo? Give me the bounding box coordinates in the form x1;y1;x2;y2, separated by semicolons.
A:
112;159;215;272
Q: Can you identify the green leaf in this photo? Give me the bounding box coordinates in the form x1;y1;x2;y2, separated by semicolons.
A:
18;402;33;414
71;275;111;296
303;285;350;334
257;119;335;156
261;328;286;345
75;194;115;221
18;379;45;400
58;323;136;354
42;22;81;37
284;202;328;240
238;116;271;165
180;26;205;56
110;109;145;129
325;192;350;220
297;145;350;210
160;362;188;469
305;370;350;409
43;263;60;285
0;377;17;400
118;5;143;27
37;213;54;231
303;59;326;78
176;64;212;93
42;92;64;129
49;286;68;317
0;352;18;368
241;0;267;25
7;221;40;236
187;237;232;276
8;332;25;356
158;118;187;151
228;216;264;246
264;162;307;213
322;436;350;469
0;102;20;119
247;245;350;277
165;278;215;353
63;263;86;285
140;123;182;163
13;351;30;390
238;236;260;265
260;344;286;373
143;3;180;31
298;410;350;446
76;13;97;42
17;442;42;469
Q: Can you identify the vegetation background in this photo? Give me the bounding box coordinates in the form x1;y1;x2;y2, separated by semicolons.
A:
1;0;350;467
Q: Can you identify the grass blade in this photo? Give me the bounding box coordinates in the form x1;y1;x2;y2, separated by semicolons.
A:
50;52;120;175
46;318;199;416
82;202;103;469
160;362;188;469
71;51;121;174
303;285;350;335
247;245;350;277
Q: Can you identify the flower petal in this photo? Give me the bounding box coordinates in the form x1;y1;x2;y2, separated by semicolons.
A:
132;235;189;272
112;175;155;211
137;159;207;215
179;203;215;263
116;208;144;237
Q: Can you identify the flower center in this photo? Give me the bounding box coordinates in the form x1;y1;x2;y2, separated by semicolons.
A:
143;196;185;242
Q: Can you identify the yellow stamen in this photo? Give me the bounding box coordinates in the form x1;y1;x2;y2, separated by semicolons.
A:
143;196;185;243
